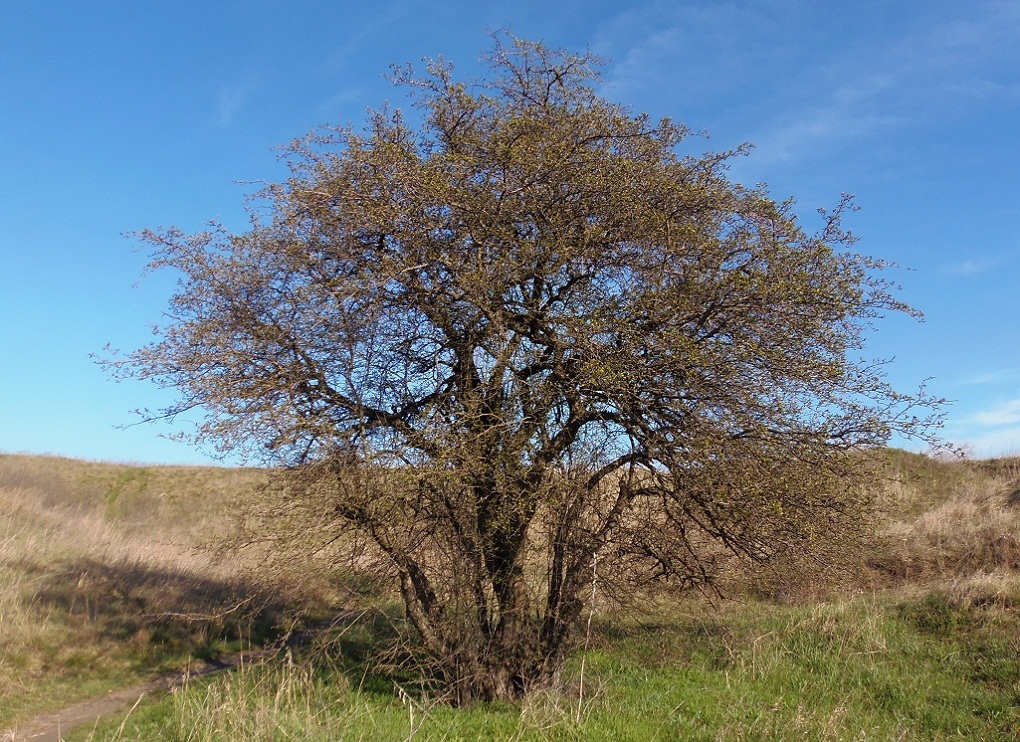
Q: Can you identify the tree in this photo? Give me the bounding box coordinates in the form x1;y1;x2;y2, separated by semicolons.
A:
117;36;940;703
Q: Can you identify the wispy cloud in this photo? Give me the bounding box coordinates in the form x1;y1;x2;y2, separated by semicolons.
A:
959;369;1020;386
750;105;902;168
954;426;1020;458
754;6;1019;165
942;258;1000;276
217;81;257;126
947;396;1020;455
596;0;1020;170
971;399;1020;427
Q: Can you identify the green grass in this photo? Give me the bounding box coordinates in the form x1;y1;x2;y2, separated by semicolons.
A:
70;589;1020;740
6;450;1020;739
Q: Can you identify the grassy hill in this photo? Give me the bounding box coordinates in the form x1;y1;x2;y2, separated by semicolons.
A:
2;450;1018;739
0;454;340;726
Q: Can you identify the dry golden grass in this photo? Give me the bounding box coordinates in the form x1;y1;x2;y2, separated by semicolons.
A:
869;453;1020;586
0;454;339;727
708;450;1020;602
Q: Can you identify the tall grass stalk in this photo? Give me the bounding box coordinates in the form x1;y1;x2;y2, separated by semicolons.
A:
575;549;598;725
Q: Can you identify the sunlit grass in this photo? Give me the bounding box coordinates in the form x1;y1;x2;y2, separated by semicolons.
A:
0;455;302;726
72;589;1020;740
6;450;1020;739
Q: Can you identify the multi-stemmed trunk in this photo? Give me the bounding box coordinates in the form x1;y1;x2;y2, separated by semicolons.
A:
381;472;594;705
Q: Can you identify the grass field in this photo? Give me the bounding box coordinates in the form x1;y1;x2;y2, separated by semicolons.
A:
3;450;1019;740
66;586;1020;740
0;454;336;726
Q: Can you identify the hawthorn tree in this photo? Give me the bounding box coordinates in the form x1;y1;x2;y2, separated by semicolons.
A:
119;37;939;702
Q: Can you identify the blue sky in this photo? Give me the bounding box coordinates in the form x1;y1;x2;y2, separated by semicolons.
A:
1;0;1018;465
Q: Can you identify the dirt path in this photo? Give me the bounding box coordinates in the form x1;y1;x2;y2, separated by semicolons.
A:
3;613;360;742
2;647;276;742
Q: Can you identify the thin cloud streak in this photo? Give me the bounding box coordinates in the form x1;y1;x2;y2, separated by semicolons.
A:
970;399;1020;427
958;370;1020;387
942;258;999;276
598;1;1020;171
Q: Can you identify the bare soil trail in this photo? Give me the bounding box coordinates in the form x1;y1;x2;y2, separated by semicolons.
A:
3;647;276;742
2;614;361;742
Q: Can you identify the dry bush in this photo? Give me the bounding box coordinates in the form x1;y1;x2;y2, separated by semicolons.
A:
709;451;1020;602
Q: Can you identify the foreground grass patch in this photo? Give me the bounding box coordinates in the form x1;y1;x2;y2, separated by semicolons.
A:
72;590;1020;741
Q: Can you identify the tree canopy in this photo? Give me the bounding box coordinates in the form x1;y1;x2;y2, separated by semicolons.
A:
118;36;941;702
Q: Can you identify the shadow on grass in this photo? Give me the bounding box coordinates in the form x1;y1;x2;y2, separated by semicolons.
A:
20;554;287;668
16;548;423;700
295;603;445;700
